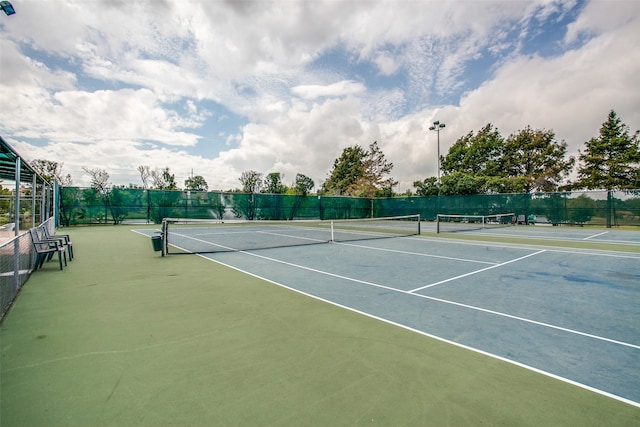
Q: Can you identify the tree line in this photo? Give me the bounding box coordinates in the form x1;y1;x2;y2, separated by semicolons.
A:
32;110;639;196
414;110;639;196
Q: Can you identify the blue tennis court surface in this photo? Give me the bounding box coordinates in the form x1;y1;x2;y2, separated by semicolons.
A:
136;224;640;407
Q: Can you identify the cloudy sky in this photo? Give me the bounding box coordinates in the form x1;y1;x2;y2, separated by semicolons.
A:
1;0;638;191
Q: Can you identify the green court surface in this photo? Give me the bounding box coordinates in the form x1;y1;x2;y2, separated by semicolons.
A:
1;225;639;426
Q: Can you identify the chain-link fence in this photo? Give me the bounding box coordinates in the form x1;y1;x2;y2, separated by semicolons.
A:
0;217;55;321
59;188;372;224
375;190;640;226
59;187;640;227
0;194;50;232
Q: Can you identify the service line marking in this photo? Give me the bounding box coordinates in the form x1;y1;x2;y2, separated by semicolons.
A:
408;250;546;293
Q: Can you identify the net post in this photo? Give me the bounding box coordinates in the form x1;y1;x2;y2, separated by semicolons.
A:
161;218;168;256
330;220;335;242
417;214;421;235
436;214;440;234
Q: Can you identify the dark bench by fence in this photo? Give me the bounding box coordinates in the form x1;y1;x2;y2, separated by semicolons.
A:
29;228;67;270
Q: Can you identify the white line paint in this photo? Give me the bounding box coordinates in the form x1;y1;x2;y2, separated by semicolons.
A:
336;241;497;265
408;250;547;293
584;231;609;240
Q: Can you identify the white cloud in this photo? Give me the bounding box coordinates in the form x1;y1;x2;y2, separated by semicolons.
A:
291;80;366;100
0;40;76;90
565;0;640;43
457;6;640;157
1;0;639;194
373;51;399;76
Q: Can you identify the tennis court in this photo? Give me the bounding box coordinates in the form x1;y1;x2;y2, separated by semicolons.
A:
142;220;640;407
2;223;639;425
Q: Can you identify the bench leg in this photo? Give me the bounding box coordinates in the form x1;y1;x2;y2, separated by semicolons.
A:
36;253;48;270
34;254;43;270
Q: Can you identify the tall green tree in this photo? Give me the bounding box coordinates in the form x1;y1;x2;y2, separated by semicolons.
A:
438;124;506;194
293;173;314;196
441;124;504;176
322;142;396;196
503;127;575;192
436;123;575;195
439;172;488;196
321;145;367;195
262;172;287;194
413;177;439;196
184;175;208;191
575;110;640;190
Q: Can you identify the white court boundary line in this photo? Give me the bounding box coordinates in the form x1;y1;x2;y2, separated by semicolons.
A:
198;250;640;409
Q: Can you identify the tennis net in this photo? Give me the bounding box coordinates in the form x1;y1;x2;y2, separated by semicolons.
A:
162;214;421;254
436;213;515;233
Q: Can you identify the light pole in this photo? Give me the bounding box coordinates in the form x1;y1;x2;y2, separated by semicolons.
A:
428;120;445;184
429;120;445;220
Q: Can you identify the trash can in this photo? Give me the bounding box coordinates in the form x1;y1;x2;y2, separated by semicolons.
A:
151;235;163;252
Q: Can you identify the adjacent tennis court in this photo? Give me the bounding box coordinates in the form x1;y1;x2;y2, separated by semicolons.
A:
140;220;640;407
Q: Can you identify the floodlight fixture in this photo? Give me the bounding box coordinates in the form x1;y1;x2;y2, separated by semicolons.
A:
0;1;15;15
428;120;446;183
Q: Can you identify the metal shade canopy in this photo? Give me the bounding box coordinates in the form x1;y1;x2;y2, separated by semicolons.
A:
0;136;56;235
0;136;44;183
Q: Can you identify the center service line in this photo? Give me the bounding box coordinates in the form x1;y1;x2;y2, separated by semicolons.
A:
408;250;546;293
583;231;609;240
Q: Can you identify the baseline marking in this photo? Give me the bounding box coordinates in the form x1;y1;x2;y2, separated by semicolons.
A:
408;250;546;293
